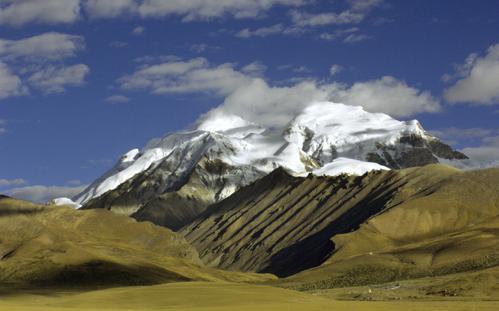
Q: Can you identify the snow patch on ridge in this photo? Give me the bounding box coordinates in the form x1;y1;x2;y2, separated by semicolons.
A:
51;197;81;209
312;158;389;177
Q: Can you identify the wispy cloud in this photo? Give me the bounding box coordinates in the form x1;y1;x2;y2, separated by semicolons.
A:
319;27;370;43
0;32;84;61
0;119;5;134
236;24;284;38
28;64;90;94
6;184;87;203
132;26;145;35
118;57;253;96
0;33;89;100
0;62;27;100
0;178;27;187
105;94;130;104
330;64;343;76
109;41;128;48
1;0;306;26
0;0;80;26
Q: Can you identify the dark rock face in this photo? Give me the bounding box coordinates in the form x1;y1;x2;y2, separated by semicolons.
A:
366;134;467;169
398;148;439;168
82;155;264;231
428;140;468;159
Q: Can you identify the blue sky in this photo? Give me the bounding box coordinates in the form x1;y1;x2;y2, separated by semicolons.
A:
0;0;498;202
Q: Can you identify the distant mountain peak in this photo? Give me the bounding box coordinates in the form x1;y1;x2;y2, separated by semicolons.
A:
74;101;468;229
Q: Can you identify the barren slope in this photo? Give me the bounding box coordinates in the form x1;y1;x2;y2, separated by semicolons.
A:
0;196;273;288
181;165;499;280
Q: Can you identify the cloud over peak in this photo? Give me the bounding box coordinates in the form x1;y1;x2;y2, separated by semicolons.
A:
119;56;440;128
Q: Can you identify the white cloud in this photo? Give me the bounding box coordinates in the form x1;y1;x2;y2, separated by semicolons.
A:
0;62;27;100
291;66;310;73
1;0;305;25
67;179;82;186
0;178;27;187
0;33;88;98
136;0;304;21
430;127;495;141
429;127;498;147
6;184;87;203
0;32;84;61
118;57;252;96
190;43;208;53
330;64;343;76
319;27;371;43
109;41;128;48
334;76;440;117
241;61;267;77
216;76;438;127
347;0;384;11
276;64;310;73
0;0;80;26
120;57;439;127
343;33;371;43
290;10;364;27
236;24;284;38
441;53;477;83
0;119;5;134
105;94;130;103
84;0;136;18
290;0;382;28
214;79;334;127
132;26;145;35
444;44;499;104
319;27;359;41
461;135;499;165
28;64;90;94
133;55;182;64
84;0;304;20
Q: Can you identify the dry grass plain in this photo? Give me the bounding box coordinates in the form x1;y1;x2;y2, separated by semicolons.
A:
0;281;498;311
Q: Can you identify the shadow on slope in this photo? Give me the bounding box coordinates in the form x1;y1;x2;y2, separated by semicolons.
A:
182;165;499;285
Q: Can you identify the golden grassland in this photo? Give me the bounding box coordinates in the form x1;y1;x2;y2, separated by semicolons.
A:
0;281;498;311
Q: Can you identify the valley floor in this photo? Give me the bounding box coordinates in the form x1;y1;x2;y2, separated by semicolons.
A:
0;282;498;311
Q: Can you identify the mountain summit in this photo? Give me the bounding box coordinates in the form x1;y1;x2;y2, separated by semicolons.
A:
74;102;467;229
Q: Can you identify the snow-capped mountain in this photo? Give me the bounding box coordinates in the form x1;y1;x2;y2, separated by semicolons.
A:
73;102;467;230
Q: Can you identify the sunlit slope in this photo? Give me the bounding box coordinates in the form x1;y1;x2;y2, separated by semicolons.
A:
285;167;499;288
181;165;499;280
0;196;272;287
